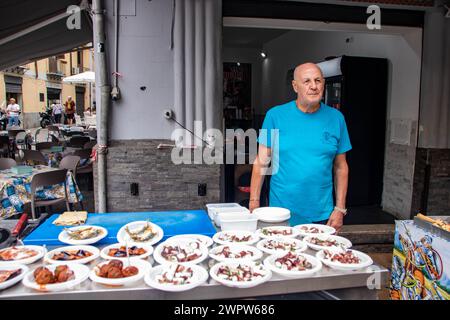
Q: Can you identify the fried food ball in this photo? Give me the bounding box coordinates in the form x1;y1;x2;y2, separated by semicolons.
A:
106;266;123;278
54;265;69;278
33;266;45;278
35;268;55;285
122;266;139;277
55;265;74;283
97;264;112;277
108;259;123;269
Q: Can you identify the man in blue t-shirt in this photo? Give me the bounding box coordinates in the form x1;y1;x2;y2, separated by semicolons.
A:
250;63;352;232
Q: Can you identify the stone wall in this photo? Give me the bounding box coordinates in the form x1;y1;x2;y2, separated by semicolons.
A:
94;139;221;213
382;121;417;219
411;148;450;216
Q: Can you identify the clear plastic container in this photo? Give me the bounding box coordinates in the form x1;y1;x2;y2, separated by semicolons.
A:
220;214;258;232
213;207;250;227
205;203;242;220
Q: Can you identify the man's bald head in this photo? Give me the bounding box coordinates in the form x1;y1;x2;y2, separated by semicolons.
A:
292;62;325;112
293;63;323;81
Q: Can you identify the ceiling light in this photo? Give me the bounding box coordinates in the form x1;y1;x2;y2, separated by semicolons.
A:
237;62;240;66
260;52;267;59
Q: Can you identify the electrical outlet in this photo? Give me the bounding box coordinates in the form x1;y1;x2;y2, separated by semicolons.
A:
130;183;139;196
198;183;207;196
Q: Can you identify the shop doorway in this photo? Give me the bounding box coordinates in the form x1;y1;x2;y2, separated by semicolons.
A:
221;2;423;221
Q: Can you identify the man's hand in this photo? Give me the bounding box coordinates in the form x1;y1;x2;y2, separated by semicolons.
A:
249;199;260;213
326;209;344;233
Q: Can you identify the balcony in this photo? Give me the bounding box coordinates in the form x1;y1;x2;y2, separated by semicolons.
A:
47;57;65;81
2;65;28;75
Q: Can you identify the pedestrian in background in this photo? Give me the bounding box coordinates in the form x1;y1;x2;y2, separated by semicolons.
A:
6;98;21;127
64;96;75;125
52;100;62;124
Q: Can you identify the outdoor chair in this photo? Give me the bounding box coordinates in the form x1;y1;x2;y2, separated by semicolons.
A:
8;129;25;157
49;134;60;144
72;148;93;175
59;155;80;176
15;131;30;150
0;136;10;158
21;149;47;165
83;140;97;149
47;125;61;140
30;169;70;220
68;136;90;148
59;155;83;210
0;158;17;170
35;141;60;151
87;129;97;139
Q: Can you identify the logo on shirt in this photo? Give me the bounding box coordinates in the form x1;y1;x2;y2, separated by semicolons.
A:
322;131;338;146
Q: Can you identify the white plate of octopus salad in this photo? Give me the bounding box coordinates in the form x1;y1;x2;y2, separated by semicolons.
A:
255;226;299;239
303;234;352;251
256;237;307;255
153;238;208;265
212;230;259;246
293;224;336;238
316;248;373;271
264;251;322;278
116;221;164;246
145;264;208;292
209;261;272;288
209;244;263;262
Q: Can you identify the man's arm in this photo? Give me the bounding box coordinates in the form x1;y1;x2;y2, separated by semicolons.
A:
249;144;272;212
327;153;349;233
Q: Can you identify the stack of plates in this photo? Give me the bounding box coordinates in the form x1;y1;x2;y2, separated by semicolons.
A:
253;207;290;223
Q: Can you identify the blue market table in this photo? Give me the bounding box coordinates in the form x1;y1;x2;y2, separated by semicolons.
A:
23;210;216;246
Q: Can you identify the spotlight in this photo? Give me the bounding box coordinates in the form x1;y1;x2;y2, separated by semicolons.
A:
237;62;241;66
260;52;267;59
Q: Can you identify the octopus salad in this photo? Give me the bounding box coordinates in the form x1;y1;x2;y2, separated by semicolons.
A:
156;264;194;285
216;264;267;282
160;241;203;263
273;252;313;271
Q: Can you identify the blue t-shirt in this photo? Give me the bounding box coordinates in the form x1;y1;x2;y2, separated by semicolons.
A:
257;100;352;223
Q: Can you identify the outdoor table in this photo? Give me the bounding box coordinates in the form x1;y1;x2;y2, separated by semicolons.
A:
0;210;388;300
0;165;83;219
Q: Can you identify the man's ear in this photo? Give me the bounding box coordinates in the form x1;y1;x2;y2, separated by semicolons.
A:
292;80;298;93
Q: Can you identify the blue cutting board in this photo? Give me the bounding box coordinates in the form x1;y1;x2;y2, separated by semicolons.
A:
23;210;216;246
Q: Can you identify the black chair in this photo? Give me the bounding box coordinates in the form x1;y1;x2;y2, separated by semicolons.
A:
83;140;96;149
0;136;10;158
30;169;70;220
35;141;60;151
68;136;90;148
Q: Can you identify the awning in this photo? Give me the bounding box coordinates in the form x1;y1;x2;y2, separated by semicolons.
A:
0;0;93;70
63;71;95;84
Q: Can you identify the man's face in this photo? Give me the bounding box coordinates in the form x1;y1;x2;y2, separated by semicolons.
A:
9;98;15;104
292;65;324;107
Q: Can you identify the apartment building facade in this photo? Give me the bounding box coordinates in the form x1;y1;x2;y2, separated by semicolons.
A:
0;47;93;128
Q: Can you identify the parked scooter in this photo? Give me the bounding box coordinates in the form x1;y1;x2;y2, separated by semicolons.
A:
39;109;54;128
0;111;7;130
0;110;22;129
